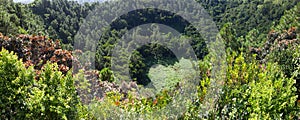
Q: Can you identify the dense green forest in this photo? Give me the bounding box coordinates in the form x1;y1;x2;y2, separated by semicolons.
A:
0;0;300;119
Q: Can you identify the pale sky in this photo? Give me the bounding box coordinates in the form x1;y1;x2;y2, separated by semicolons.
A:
13;0;34;4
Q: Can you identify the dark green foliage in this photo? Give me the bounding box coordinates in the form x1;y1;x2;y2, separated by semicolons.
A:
0;0;45;35
90;0;299;87
199;0;298;37
1;0;296;45
99;68;113;82
92;6;208;85
220;23;241;51
30;0;94;44
273;2;300;33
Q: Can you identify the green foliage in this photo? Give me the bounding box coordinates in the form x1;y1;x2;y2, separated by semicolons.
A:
293;46;300;100
99;68;114;82
148;58;197;93
273;2;300;33
199;0;298;37
89;90;174;119
74;69;91;104
30;0;94;44
220;23;241;51
1;0;296;45
0;0;300;119
31;63;78;119
31;64;94;119
215;52;298;119
0;0;44;35
92;0;298;87
88;51;300;119
268;45;297;78
0;48;35;119
0;48;92;119
244;29;264;48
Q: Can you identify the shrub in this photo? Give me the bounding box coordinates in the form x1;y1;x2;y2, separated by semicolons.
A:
215;52;298;119
0;48;35;119
28;63;79;119
0;48;92;119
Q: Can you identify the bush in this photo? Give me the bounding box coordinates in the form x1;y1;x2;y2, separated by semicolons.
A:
215;52;298;119
0;48;92;119
29;63;80;119
0;48;35;119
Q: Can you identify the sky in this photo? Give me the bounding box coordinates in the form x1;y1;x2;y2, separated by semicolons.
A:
13;0;106;4
13;0;34;4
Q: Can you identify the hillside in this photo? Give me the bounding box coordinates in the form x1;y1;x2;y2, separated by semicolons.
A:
0;0;300;119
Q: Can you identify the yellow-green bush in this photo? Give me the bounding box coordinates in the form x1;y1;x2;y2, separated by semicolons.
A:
214;52;298;119
0;48;92;120
0;48;35;119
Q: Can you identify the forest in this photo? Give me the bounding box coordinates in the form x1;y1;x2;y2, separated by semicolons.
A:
0;0;300;119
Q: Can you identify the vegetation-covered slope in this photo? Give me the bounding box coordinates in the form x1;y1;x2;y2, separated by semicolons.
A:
0;0;44;35
0;0;300;119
